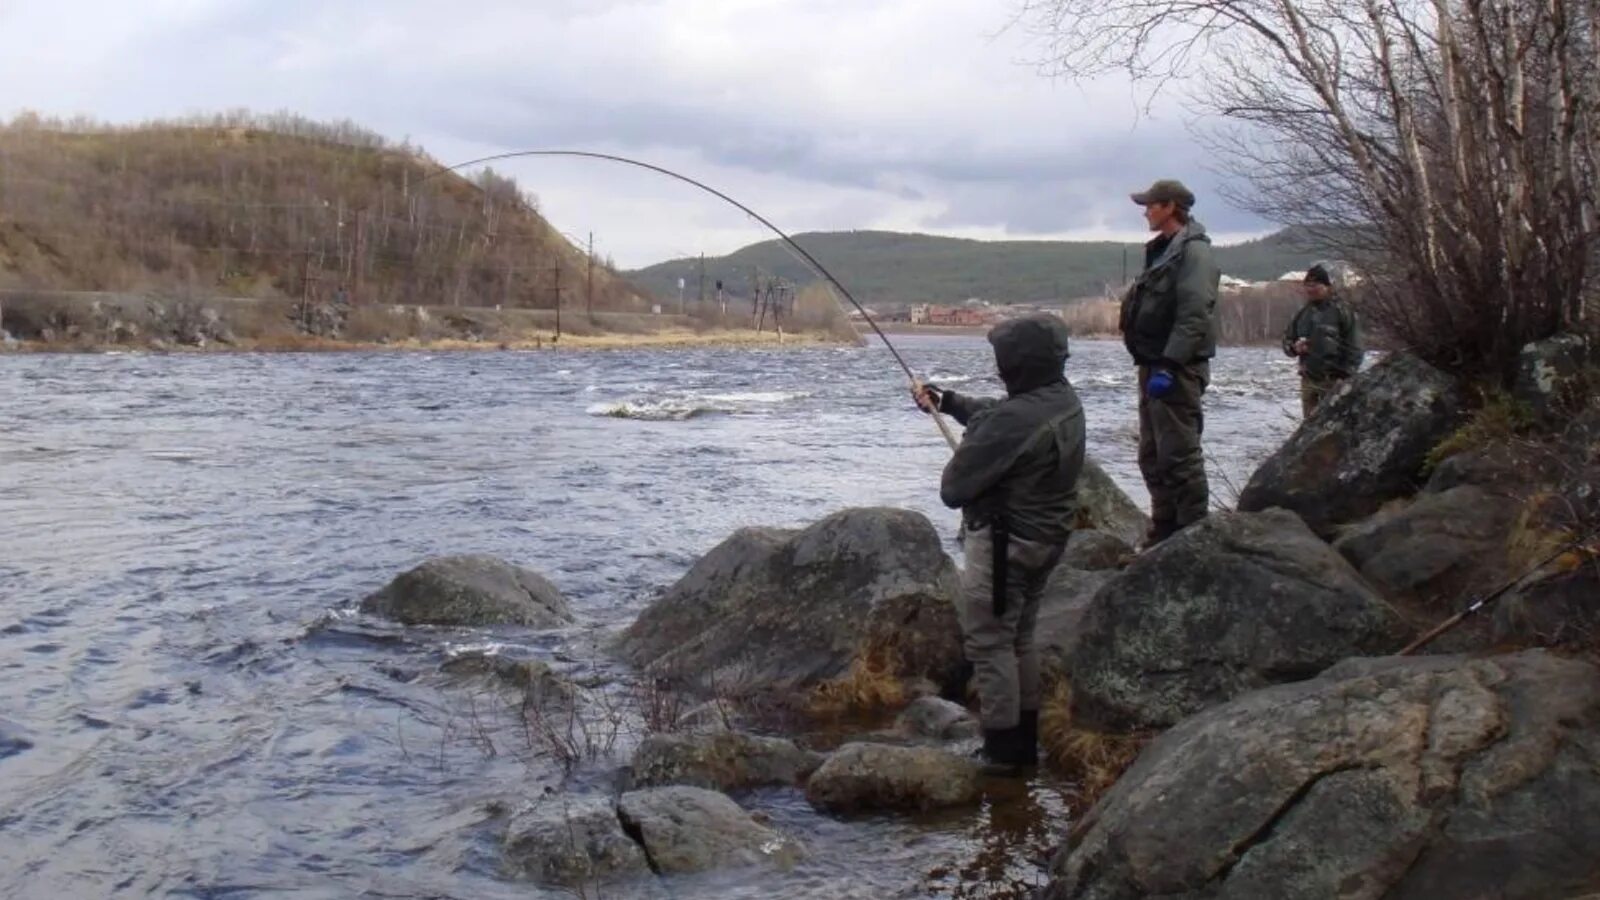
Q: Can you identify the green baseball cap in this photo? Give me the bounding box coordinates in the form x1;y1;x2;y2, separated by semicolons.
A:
1130;179;1196;209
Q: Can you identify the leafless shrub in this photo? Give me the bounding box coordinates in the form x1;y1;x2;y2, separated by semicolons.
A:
1020;0;1600;380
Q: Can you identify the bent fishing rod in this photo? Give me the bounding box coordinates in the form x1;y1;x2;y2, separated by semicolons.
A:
419;149;959;450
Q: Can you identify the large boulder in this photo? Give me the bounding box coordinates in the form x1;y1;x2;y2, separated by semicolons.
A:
614;508;963;694
361;555;574;628
616;786;803;874
1239;353;1467;536
1068;509;1409;731
1075;458;1150;548
1044;650;1600;900
502;797;650;887
1035;566;1117;680
624;731;823;793
805;742;981;814
1334;486;1520;639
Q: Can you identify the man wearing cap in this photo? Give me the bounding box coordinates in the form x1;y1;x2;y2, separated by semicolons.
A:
1120;179;1221;547
1283;263;1363;416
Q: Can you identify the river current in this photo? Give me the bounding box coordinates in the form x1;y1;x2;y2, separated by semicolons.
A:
0;336;1300;898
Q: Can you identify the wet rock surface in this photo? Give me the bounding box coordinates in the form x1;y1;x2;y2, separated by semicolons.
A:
625;731;823;793
502;797;650;887
617;786;804;875
806;743;981;814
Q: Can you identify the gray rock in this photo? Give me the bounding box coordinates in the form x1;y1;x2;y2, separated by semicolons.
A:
1495;565;1600;648
361;555;574;628
805;743;981;813
1068;509;1409;732
614;508;963;695
616;786;803;874
1035;566;1116;680
1043;650;1600;900
1512;333;1592;422
1334;486;1519;623
1059;529;1133;571
896;696;979;741
503;797;650;887
1075;458;1150;548
625;731;823;792
1423;442;1534;494
1239;353;1467;536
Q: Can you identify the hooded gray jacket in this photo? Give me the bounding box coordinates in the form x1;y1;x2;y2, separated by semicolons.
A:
936;315;1086;544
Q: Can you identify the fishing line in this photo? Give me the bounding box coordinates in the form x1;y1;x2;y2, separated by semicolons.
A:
419;149;959;449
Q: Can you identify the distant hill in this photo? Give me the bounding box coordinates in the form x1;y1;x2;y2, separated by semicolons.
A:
626;228;1333;308
0;112;651;312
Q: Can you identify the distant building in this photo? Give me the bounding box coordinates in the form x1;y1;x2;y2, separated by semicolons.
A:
910;304;990;326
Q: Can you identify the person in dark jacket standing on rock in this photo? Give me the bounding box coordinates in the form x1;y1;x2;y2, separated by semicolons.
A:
1283;263;1363;417
912;314;1086;769
1120;179;1221;547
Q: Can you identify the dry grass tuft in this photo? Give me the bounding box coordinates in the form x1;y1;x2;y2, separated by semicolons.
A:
1426;392;1537;471
1040;680;1150;807
807;640;907;717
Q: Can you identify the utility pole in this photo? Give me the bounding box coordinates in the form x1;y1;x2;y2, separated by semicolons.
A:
586;231;595;318
697;253;706;311
550;261;562;343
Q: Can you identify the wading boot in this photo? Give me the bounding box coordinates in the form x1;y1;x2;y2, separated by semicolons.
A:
976;725;1031;776
1017;709;1040;766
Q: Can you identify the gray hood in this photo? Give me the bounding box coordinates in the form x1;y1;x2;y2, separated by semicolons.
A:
988;314;1072;395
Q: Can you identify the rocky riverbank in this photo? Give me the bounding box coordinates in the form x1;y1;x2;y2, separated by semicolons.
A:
214;332;1598;897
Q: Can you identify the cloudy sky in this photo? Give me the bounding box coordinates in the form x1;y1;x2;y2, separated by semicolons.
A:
0;0;1270;267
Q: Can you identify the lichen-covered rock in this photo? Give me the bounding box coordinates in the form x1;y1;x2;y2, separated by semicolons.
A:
502;797;650;887
805;743;981;813
361;555;574;628
614;508;963;695
1239;353;1466;536
616;786;803;874
625;731;822;792
1043;651;1600;900
1068;510;1408;731
1512;333;1592;422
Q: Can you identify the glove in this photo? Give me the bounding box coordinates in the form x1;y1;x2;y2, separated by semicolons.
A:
1146;369;1176;400
913;382;945;413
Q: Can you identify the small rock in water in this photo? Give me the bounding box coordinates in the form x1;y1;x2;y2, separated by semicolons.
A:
806;743;981;814
625;731;823;792
360;554;574;628
503;797;650;888
895;697;979;741
617;786;804;874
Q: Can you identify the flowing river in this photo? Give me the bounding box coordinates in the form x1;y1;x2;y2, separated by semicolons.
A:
0;336;1301;898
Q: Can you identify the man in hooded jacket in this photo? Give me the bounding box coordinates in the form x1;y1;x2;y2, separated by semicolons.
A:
913;314;1086;768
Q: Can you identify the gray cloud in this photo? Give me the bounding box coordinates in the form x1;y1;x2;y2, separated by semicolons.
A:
0;0;1275;265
